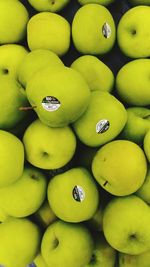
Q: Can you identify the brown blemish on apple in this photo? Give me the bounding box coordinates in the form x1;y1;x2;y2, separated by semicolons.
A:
19;106;37;111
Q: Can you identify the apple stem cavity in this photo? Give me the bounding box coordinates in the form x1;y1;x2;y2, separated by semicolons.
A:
19;106;37;111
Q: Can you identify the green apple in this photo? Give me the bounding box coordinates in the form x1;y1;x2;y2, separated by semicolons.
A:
72;4;116;55
0;217;40;267
144;130;150;162
23;119;76;169
0;44;28;80
86;205;103;232
34;254;48;267
0;167;47;218
73;91;127;147
119;250;150;267
28;0;70;12
0;0;29;44
121;107;150;144
27;12;70;56
0;206;9;222
117;6;150;58
78;0;114;6
85;233;116;267
136;166;150;204
92;140;147;196
26;67;91;127
41;220;94;267
71;55;114;92
48;167;99;222
0;76;29;130
0;130;24;188
103;195;150;255
35;201;57;228
129;0;150;5
18;49;64;88
116;59;150;106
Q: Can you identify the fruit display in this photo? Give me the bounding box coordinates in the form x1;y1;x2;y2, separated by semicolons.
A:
1;1;150;267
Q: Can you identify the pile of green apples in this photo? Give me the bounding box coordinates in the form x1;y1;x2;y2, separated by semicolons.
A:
1;0;150;266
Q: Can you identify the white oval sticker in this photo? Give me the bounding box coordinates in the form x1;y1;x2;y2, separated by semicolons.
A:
72;186;85;202
42;96;61;112
96;119;110;134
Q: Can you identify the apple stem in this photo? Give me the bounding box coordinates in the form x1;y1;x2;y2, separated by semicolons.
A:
143;114;150;119
19;106;37;111
103;181;108;186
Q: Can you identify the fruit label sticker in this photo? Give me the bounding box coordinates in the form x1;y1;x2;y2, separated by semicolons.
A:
73;186;85;202
102;23;111;38
96;119;110;134
42;96;61;112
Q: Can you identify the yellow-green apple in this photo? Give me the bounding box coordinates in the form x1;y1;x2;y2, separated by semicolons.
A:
92;140;147;196
41;220;94;267
136;166;150;204
0;0;29;44
73;91;127;147
0;44;28;80
47;168;99;222
116;59;150;106
121;107;150;144
35;201;57;228
34;253;48;267
72;4;116;55
18;49;64;88
27;12;70;56
71;55;114;92
0;167;47;218
85;233;116;267
23;119;76;169
143;130;150;162
26;67;91;127
0;217;40;267
117;6;150;58
78;0;114;5
28;0;70;12
0;130;24;187
103;195;150;255
119;250;150;267
129;0;150;5
0;207;9;223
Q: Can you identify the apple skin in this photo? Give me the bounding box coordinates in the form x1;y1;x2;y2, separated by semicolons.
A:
28;0;70;12
0;217;41;267
78;0;114;6
41;220;94;267
119;250;150;267
121;107;150;145
92;140;147;196
0;44;28;80
103;195;150;255
136;166;150;204
144;130;150;162
116;59;150;106
0;0;29;44
35;201;57;228
0;130;24;188
26;67;91;127
129;0;150;5
27;12;70;56
117;6;150;58
47;167;99;222
73;91;127;147
23;119;76;170
71;55;114;92
85;233;116;267
34;253;48;267
72;4;116;55
0;167;47;218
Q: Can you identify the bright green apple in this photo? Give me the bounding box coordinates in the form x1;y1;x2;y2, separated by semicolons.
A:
119;250;150;267
129;0;150;5
116;59;150;106
28;0;70;12
0;167;47;218
0;217;40;267
92;140;147;196
26;67;91;127
27;12;70;56
0;0;29;44
144;130;150;162
71;55;114;92
41;220;94;267
73;91;127;147
121;107;150;144
35;201;57;228
78;0;114;6
0;206;9;222
0;44;28;80
48;167;99;222
103;195;150;255
136;166;150;204
34;253;48;267
18;49;64;88
117;6;150;58
85;233;116;267
0;130;24;188
23;119;76;169
72;4;116;55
